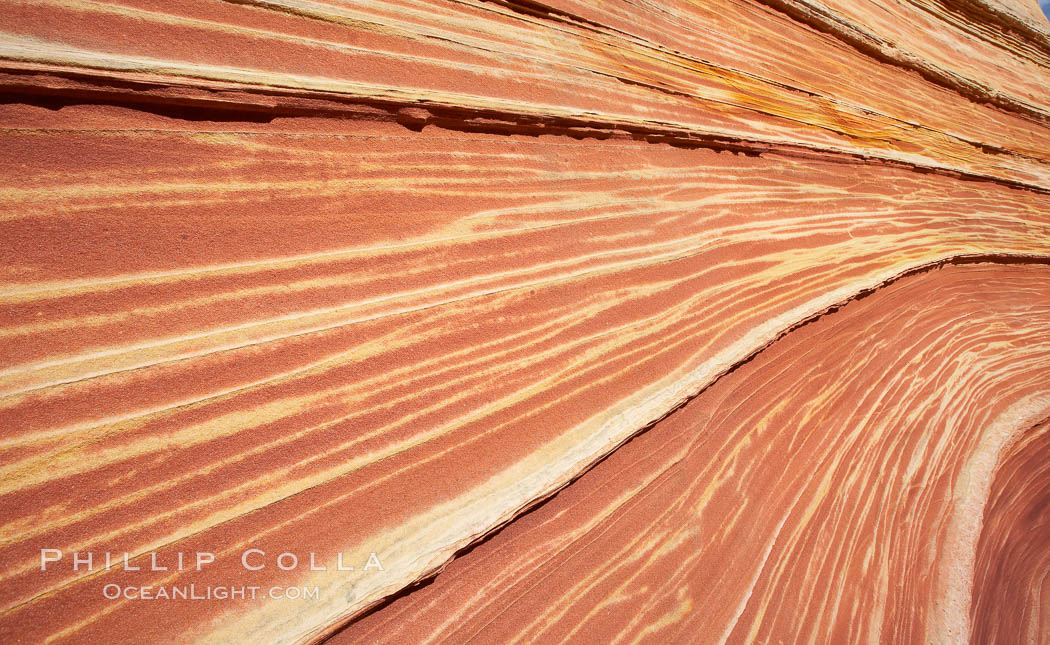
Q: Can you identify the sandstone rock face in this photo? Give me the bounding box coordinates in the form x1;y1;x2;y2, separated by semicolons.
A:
0;1;1048;643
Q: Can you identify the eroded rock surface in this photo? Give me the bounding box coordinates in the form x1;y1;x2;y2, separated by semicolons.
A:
0;0;1048;643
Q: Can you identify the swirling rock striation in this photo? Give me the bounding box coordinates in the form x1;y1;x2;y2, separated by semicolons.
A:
329;261;1050;644
0;0;1048;643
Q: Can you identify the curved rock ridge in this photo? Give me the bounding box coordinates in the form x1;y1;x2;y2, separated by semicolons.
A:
326;262;1050;644
0;0;1048;643
971;416;1050;644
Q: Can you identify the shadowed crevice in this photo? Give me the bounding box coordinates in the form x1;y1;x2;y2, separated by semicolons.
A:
2;69;1049;196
